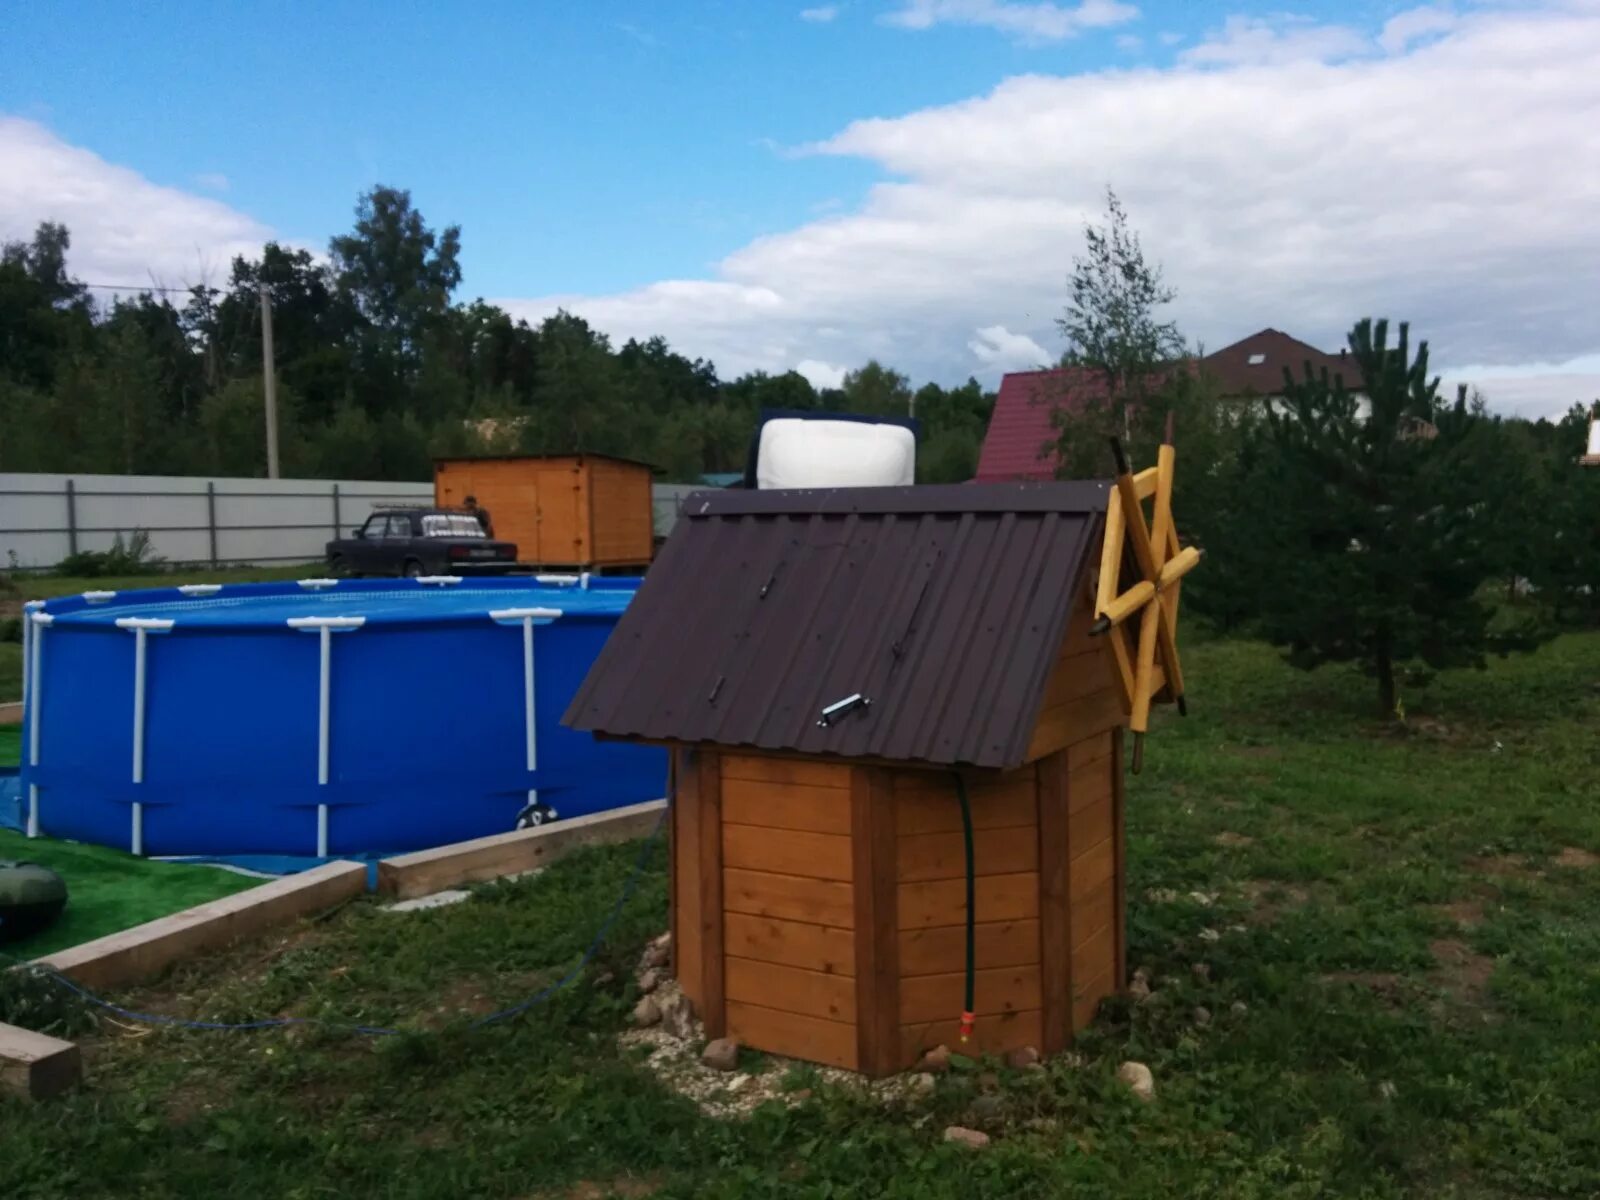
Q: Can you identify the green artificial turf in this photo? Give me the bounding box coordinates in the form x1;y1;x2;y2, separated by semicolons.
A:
0;630;1597;1198
0;828;261;957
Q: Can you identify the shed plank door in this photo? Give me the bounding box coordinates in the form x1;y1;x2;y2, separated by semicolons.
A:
534;464;586;564
718;753;859;1071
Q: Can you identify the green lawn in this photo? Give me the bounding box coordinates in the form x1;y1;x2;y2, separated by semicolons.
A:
1;563;318;703
2;631;1598;1198
0;829;261;957
6;562;317;605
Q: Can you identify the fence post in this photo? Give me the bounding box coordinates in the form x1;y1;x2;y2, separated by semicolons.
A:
332;483;341;539
65;479;78;557
206;481;219;567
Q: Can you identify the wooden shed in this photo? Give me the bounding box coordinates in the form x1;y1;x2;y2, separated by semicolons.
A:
566;454;1196;1074
433;453;654;571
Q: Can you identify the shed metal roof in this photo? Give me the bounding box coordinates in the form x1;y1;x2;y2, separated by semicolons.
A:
564;481;1109;769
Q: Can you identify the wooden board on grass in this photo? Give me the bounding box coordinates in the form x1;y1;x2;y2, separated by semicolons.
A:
32;860;367;990
377;799;666;899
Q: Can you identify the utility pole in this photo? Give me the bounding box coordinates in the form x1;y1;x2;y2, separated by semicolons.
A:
260;283;280;479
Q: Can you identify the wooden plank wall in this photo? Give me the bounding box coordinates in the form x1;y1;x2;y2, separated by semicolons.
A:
1063;730;1121;1032
1025;576;1125;761
587;459;653;566
717;754;859;1070
892;767;1043;1067
433;456;585;566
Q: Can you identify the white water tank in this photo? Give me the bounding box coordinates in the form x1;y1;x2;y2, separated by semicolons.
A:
756;418;916;489
1586;414;1600;459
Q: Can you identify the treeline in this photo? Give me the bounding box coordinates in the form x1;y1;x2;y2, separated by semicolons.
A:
0;187;994;484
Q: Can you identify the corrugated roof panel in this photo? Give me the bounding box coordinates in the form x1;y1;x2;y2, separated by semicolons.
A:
564;481;1110;770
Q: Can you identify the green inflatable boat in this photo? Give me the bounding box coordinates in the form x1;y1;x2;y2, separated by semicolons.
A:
0;861;68;944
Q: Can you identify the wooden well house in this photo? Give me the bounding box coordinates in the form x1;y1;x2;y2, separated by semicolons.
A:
566;455;1196;1074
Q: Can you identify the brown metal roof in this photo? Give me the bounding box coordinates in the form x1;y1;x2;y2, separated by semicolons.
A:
564;481;1109;769
1199;328;1364;397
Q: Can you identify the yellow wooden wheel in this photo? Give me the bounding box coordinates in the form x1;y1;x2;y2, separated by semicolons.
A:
1091;430;1202;772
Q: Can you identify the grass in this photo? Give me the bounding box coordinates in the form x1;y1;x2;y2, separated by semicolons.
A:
0;563;319;703
1;631;1598;1198
0;829;261;956
4;561;317;605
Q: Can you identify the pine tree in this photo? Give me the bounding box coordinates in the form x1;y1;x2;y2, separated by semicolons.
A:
1241;317;1550;715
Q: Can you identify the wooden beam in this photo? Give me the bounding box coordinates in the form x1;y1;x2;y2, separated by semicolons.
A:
1095;490;1125;619
1096;580;1155;630
697;751;727;1038
1130;598;1162;734
1036;752;1071;1055
377;800;666;900
0;1022;80;1102
673;750;704;1012
1149;443;1176;572
34;861;367;991
1132;465;1159;500
1111;731;1128;990
852;766;900;1075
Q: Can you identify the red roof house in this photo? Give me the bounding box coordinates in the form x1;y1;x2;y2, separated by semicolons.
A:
975;328;1365;481
973;367;1105;482
1198;328;1363;398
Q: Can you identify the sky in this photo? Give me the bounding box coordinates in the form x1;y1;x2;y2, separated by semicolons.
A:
2;0;1597;419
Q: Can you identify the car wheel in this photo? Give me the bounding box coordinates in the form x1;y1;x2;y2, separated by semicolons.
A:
515;802;557;830
329;554;359;579
402;559;424;579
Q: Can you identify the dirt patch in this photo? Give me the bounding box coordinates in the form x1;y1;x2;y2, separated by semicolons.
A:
418;976;502;1029
164;1071;235;1126
563;1178;660;1199
1430;899;1485;929
1214;832;1255;848
1319;971;1409;1007
1553;846;1600;869
1428;939;1494;999
1466;854;1541;882
1238;880;1309;924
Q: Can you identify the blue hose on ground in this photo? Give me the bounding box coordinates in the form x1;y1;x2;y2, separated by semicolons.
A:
0;809;666;1037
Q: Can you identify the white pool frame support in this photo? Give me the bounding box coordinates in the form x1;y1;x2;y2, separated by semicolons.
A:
287;615;367;857
534;573;592;591
82;590;117;604
25;607;50;839
489;607;564;819
297;578;340;591
177;583;224;597
414;576;463;586
114;616;176;856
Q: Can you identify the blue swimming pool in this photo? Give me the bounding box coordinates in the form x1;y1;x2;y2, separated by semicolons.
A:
17;575;665;858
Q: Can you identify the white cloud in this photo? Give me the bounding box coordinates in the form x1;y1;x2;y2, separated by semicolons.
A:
1443;353;1600;420
1379;5;1457;55
0;116;275;290
795;358;849;388
1181;14;1371;66
881;0;1138;44
799;5;840;22
970;325;1049;371
499;4;1600;416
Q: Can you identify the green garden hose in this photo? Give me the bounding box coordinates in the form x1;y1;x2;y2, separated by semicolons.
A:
951;772;976;1044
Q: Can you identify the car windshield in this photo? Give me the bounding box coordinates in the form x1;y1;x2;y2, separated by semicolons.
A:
421;514;487;538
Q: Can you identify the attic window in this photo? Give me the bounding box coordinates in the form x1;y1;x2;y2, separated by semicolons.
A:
1247;352;1267;365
